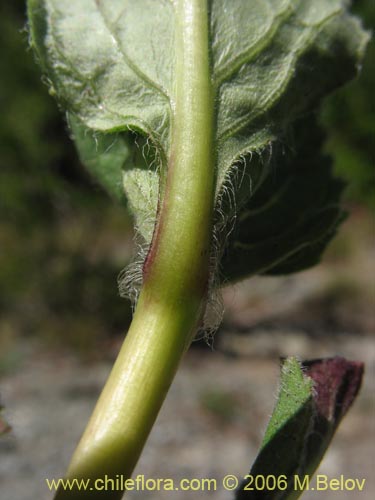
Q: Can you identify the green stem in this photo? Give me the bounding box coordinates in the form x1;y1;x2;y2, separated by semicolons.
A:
55;1;214;498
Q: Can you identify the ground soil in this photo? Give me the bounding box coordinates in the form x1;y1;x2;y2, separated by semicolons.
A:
1;213;374;499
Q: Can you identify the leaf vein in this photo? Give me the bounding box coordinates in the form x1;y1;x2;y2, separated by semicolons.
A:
94;0;170;103
213;2;294;87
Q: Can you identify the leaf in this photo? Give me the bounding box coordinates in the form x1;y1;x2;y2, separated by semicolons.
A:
27;0;369;283
220;116;347;281
235;357;364;500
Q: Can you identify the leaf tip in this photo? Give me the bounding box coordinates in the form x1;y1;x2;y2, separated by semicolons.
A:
302;356;364;425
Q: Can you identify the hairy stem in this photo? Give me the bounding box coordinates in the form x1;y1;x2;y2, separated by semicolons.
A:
55;1;215;498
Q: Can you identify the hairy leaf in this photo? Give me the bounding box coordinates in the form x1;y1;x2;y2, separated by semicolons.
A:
220;116;347;281
27;0;369;283
236;357;364;500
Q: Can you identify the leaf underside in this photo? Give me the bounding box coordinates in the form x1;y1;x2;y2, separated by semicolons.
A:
27;0;369;283
220;116;347;281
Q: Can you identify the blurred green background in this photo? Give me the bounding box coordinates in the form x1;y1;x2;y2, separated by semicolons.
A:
0;0;373;364
0;0;136;360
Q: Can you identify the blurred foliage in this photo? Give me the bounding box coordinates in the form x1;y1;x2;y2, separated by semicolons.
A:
0;1;133;355
200;388;240;424
321;0;375;210
0;1;373;355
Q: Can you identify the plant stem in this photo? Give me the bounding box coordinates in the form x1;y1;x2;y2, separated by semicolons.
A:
55;1;215;498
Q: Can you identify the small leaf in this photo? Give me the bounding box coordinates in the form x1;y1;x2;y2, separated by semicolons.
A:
236;357;363;500
69;116;131;204
122;169;159;243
